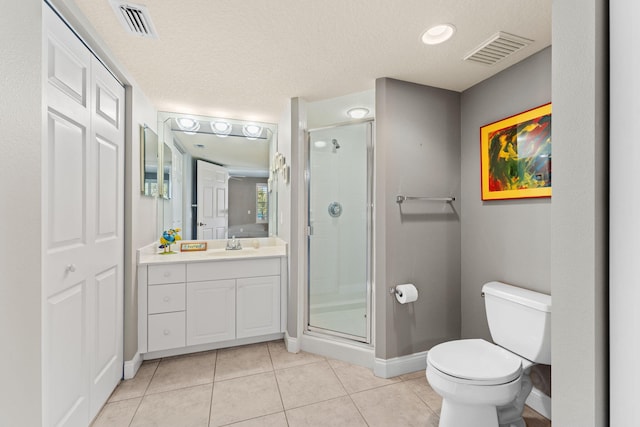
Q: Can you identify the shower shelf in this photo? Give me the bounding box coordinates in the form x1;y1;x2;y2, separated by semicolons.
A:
396;195;456;204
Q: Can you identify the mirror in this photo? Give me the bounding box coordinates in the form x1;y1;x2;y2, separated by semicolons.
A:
140;125;159;197
160;142;172;199
157;112;278;240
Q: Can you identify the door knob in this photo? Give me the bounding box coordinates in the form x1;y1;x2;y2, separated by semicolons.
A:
199;222;207;226
66;264;77;273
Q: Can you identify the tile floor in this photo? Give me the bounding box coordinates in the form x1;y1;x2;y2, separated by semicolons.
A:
93;340;551;427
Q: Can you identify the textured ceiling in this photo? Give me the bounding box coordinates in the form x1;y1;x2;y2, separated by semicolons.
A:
73;0;551;123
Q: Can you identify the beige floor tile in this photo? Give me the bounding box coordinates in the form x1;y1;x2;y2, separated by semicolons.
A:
210;372;283;426
286;396;367;427
146;351;216;395
215;343;274;381
91;397;141;427
275;360;347;409
399;370;425;381
328;358;401;394
130;384;212;427
405;377;442;415
108;361;159;402
267;340;325;370
223;412;288;427
351;382;439;427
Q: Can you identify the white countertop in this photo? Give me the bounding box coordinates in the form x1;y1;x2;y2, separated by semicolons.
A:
138;237;287;265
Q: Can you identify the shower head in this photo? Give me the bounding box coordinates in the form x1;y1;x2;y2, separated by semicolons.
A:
332;139;340;153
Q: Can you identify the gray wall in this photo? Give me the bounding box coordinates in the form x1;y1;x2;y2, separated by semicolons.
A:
229;177;268;225
460;48;552;341
551;1;608;425
375;78;461;359
1;1;43;425
610;0;640;422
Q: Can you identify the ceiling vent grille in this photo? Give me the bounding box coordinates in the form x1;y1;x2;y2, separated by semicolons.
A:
109;1;158;38
463;32;532;66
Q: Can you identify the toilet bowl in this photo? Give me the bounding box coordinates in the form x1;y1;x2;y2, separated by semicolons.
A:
426;339;532;427
425;282;551;427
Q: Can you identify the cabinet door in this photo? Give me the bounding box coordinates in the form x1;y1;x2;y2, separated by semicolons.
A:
186;280;236;345
236;276;280;338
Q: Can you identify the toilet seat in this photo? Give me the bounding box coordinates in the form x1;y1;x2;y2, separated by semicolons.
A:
427;339;523;385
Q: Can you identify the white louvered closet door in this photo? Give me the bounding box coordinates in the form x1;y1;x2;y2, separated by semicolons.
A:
43;5;124;426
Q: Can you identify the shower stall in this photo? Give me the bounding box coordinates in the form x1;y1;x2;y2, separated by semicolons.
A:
306;121;373;343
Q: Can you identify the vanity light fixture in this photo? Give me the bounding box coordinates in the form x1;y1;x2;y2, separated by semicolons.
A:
242;124;263;140
347;107;369;119
421;24;456;45
176;117;200;134
210;120;233;137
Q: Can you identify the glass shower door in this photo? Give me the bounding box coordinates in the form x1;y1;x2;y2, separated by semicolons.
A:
307;122;371;342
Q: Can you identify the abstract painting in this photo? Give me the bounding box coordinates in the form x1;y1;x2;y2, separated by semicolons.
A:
480;103;552;200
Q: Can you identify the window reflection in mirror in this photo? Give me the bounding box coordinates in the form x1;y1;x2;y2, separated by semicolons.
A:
140;125;159;197
160;142;172;199
157;112;278;240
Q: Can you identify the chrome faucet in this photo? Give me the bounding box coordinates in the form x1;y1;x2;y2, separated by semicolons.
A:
226;236;242;250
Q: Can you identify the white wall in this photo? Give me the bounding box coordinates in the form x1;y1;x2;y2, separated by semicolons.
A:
0;1;44;425
551;1;608;425
610;0;637;423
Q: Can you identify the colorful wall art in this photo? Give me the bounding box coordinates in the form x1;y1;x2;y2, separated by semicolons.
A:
480;103;552;200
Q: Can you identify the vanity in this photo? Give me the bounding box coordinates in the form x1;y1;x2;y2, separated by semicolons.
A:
137;238;287;359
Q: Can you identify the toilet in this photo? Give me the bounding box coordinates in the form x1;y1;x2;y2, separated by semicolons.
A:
426;281;551;427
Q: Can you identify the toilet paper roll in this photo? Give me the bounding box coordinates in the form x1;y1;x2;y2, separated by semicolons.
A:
395;284;418;304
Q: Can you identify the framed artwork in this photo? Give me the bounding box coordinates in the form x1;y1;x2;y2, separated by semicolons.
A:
180;242;208;252
480;103;552;201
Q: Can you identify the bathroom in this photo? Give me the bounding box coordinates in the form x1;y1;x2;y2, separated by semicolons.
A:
2;0;622;426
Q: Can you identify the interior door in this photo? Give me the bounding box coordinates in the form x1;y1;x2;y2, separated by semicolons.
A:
43;6;124;426
196;160;228;240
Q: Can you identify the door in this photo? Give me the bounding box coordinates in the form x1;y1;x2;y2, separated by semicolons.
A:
236;276;280;338
43;6;124;426
186;280;236;345
196;160;228;239
307;122;372;342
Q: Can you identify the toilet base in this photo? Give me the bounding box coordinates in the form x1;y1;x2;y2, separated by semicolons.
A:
439;400;499;427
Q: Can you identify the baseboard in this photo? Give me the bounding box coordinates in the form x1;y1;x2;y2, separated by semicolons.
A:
285;332;300;353
373;350;428;379
123;352;142;380
525;387;551;420
300;333;374;369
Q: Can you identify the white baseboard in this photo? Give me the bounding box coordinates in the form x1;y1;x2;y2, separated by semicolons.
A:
285;332;300;353
525;387;551;420
300;333;374;369
373;351;428;379
123;352;142;380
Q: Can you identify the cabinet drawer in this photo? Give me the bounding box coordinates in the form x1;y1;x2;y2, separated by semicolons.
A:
187;258;280;282
148;312;185;352
148;283;185;314
148;263;186;285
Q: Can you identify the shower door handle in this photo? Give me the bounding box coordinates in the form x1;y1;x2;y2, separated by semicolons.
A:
307;226;314;236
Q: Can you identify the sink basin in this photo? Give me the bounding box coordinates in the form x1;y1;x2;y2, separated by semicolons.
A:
206;247;258;257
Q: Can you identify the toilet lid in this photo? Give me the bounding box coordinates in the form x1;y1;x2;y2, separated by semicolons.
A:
427;339;523;385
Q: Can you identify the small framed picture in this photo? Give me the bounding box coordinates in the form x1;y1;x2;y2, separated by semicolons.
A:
180;242;207;252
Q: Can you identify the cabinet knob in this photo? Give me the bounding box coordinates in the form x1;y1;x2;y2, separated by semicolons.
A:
163;271;171;277
66;264;77;273
163;329;170;336
163;296;170;302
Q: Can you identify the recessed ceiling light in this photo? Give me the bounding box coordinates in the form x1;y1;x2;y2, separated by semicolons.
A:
242;124;263;140
347;107;369;119
210;120;232;137
421;24;456;45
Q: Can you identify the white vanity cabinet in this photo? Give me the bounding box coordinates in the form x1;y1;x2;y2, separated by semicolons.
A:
138;253;286;358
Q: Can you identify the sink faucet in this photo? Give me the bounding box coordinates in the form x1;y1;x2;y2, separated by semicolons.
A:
226;236;242;250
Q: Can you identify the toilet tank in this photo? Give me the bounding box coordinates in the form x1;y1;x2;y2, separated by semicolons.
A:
482;281;551;365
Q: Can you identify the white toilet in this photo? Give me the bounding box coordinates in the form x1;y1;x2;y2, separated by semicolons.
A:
426;281;551;427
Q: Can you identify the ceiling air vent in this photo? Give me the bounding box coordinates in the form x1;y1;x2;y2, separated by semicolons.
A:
109;1;158;39
463;32;532;66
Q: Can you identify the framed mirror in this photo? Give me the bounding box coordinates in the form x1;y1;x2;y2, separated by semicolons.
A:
140;125;159;197
157;112;278;240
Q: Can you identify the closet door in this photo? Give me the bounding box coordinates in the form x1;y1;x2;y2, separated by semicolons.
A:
43;6;124;426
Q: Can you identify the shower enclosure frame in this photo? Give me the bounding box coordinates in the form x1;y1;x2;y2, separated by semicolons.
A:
304;119;375;345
